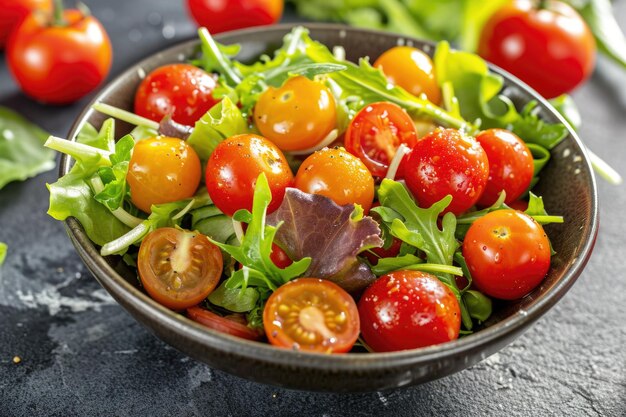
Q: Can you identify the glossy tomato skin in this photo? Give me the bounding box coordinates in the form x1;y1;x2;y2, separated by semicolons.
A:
7;9;112;104
186;0;282;34
295;147;375;212
134;63;219;126
478;0;596;99
205;134;294;217
254;76;337;152
462;209;551;300
404;128;489;215
475;128;534;207
187;306;262;341
138;228;222;310
374;46;441;104
0;0;51;49
344;102;418;178
359;271;461;352
263;278;360;353
127;137;201;213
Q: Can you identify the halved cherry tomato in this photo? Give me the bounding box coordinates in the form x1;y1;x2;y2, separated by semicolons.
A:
295;147;375;212
138;228;223;310
254;76;337;152
263;278;360;353
134;63;219;126
7;8;112;104
127;137;201;213
0;0;51;49
478;0;596;99
404;128;489;215
187;306;263;341
345;102;418;178
186;0;283;34
374;46;441;104
476;128;534;207
205;134;294;216
358;271;461;352
462;209;551;300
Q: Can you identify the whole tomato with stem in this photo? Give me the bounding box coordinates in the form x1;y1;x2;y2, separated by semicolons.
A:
134;64;219;126
186;0;283;34
7;1;112;104
0;0;52;49
358;271;461;352
478;0;596;99
462;209;551;300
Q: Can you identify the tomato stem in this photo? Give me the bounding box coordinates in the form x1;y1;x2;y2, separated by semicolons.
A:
53;0;66;26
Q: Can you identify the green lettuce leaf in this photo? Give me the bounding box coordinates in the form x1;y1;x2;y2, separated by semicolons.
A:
267;188;384;293
0;107;56;190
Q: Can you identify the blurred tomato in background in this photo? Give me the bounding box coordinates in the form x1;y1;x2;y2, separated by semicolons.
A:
186;0;283;33
0;0;52;49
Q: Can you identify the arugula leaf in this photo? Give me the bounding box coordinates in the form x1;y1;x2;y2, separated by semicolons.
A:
93;135;134;211
0;242;7;266
525;192;564;225
463;290;492;323
510;102;568;150
0;107;56;190
267;187;383;293
187;97;249;160
209;174;311;310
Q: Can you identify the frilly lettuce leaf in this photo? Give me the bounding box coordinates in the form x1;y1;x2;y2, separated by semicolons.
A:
267;188;383;293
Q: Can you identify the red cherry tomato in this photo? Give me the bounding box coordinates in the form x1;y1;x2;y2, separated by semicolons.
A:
134;64;219;126
478;0;596;99
270;243;292;269
475;128;534;207
186;0;283;34
294;147;375;213
462;209;551;300
127;137;202;213
7;9;112;104
0;0;51;49
373;46;441;104
345;102;418;178
138;228;223;310
205;134;294;217
358;271;461;352
404;128;489;215
263;278;360;353
187;306;263;341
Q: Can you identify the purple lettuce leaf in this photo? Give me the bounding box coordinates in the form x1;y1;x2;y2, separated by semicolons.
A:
267;188;383;293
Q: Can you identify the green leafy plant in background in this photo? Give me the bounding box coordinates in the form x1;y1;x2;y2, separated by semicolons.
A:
0;107;56;190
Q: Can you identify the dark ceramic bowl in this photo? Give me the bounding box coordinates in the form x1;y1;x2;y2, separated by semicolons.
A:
61;24;598;392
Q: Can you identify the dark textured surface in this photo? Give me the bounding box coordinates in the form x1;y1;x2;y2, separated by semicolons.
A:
0;0;624;415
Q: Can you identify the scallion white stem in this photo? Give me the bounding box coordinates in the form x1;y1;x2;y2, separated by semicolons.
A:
385;144;410;180
45;136;111;164
92;103;160;130
89;177;143;228
589;150;622;185
101;223;149;256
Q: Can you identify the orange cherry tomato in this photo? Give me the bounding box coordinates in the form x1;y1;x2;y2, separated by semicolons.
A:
127;137;201;213
187;306;263;341
7;9;112;104
374;46;441;104
263;278;360;353
295;147;375;212
138;228;223;310
0;0;51;49
254;76;337;152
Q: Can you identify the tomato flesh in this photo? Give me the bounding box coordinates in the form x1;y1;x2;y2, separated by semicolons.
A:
127;137;202;213
478;0;596;98
404;128;489;215
138;228;223;310
254;76;337;152
263;278;360;353
134;63;219;126
345;102;418;178
295;147;375;212
358;271;461;352
462;209;551;300
187;306;262;341
205;134;294;217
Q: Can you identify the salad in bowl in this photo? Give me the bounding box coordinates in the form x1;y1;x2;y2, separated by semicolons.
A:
45;24;595;390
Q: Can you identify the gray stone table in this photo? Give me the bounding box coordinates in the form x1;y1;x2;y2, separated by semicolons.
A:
1;1;624;415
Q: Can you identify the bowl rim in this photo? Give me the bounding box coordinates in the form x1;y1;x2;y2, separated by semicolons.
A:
62;22;599;371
